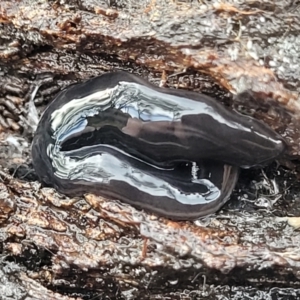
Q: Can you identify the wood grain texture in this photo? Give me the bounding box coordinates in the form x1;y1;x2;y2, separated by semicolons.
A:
1;0;300;298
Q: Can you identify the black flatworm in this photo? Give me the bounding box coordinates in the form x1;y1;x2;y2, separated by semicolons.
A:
31;71;285;220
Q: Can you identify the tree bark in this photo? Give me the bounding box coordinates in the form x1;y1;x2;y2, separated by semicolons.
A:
1;0;300;299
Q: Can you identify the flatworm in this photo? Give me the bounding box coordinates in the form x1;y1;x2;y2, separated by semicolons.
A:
31;71;285;220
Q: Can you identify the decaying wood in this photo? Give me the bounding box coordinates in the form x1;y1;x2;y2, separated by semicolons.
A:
1;159;300;299
1;0;300;158
1;0;300;299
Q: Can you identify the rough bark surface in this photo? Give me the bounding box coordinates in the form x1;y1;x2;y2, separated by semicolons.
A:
1;0;300;299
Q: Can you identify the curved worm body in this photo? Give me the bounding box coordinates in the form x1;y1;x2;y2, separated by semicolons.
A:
31;71;285;220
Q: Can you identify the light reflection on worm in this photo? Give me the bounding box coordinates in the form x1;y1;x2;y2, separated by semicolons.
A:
31;71;285;220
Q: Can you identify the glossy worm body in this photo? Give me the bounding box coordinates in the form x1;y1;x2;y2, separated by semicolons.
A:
31;71;285;220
